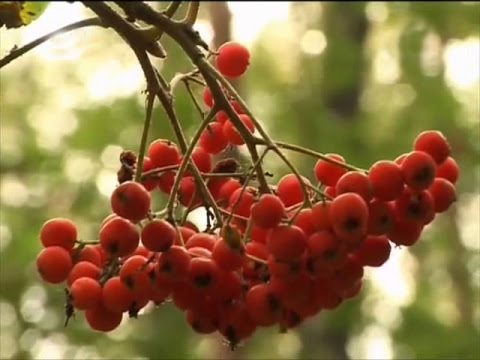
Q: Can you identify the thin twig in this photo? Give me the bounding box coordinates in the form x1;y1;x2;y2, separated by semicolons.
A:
135;92;155;182
183;2;200;26
0;17;104;69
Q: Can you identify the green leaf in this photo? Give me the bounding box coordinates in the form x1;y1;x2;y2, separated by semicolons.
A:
0;1;49;28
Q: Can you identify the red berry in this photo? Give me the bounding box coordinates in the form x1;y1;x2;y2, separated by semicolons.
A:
335;171;373;202
228;186;256;218
414;130;451;165
156;245;191;283
291;208;316;237
140;156;158;191
215;42;250;79
158;171;176;194
401;151;437;191
203;87;214;107
70;277;102;310
85;301;123;332
178;177;202;208
188;257;221;292
367;199;394;236
223;114;255;145
111;181;151;222
352;235;391;267
212;238;244;272
141;219;176;252
148;139;181;169
277;173;312;207
314;154;348;186
188;147;213;174
428;178;457;213
186;233;217;251
102;276;135;313
199;123;228;154
36;246;73;284
394;188;435;225
311;201;332;232
369;160;405;201
186;309;218;334
216;101;244;123
246;283;282;326
266;225;307;262
40;218;77;250
217;178;242;205
99;217;139;257
251;194;285;229
329;193;368;246
67;261;101;286
436;156;459;184
388;216;423;247
76;246;102;267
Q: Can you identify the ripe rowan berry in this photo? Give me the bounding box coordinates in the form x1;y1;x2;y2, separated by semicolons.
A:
203;87;214;107
178;177;202;208
217;178;242;205
311;201;332;232
329;193;368;246
368;160;404;201
367;199;394;236
352;235;391;267
436;156;459;184
414;130;451;165
140;156;158;192
40;218;78;250
401;151;437;191
306;230;344;274
36;246;73;284
156;245;191;283
158;171;176;194
188;147;213;174
314;154;348;186
228;186;256;218
387;216;423;247
291;208;316;237
395;188;435;225
428;178;457;213
187;309;218;334
75;245;102;267
251;194;285;229
223;114;255;145
67;261;101;286
186;233;217;251
111;181;151;222
119;255;153;296
99;217;139;257
212;238;244;272
188;257;221;292
277;173;312;207
70;277;102;310
148;139;181;169
199;122;228;154
141;219;176;252
335;171;373;202
245;283;282;327
216;100;244;123
216;42;250;79
85;301;123;332
266;225;307;262
102;276;136;313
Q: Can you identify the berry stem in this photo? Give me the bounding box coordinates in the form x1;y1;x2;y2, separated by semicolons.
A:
256;137;367;173
226;147;270;225
165;107;220;221
183;80;205;118
75;240;100;245
206;61;312;207
245;253;268;265
135;91;156;183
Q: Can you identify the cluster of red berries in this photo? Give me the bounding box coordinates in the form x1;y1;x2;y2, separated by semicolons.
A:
36;126;458;348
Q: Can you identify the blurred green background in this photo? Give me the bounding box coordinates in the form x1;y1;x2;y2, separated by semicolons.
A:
1;2;479;359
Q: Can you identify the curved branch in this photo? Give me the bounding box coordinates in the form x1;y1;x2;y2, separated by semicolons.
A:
0;17;104;69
